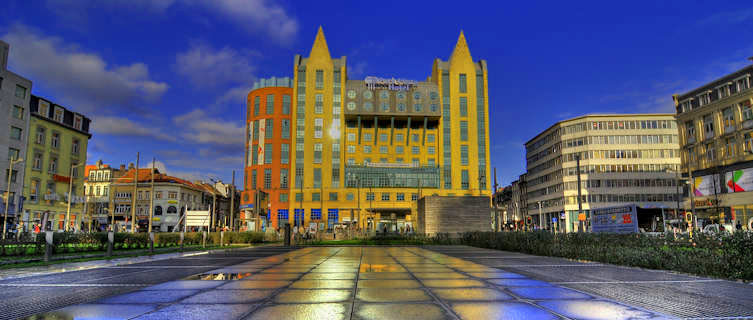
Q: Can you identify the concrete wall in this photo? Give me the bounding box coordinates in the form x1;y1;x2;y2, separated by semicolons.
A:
417;195;491;235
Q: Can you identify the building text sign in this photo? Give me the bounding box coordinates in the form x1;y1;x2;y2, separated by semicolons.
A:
364;76;417;91
591;205;639;234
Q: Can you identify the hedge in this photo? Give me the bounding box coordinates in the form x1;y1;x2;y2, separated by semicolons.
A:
0;231;266;257
449;231;753;281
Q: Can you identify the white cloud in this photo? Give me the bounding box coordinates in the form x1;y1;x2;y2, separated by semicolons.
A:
173;109;245;146
91;116;177;142
144;159;169;174
47;0;298;43
175;43;257;88
1;25;168;114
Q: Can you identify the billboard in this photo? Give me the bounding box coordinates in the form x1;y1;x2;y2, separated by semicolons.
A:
726;167;753;193
693;174;721;196
186;210;210;227
591;205;638;233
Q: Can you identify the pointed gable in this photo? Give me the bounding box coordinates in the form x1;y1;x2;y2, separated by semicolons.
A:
308;26;332;63
449;30;474;69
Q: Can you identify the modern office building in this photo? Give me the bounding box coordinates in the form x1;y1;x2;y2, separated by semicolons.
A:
525;114;681;232
286;27;490;232
0;40;32;226
673;61;753;230
23;95;91;231
242;76;293;230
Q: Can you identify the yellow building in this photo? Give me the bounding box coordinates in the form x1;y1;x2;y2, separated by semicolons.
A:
23;95;91;231
288;27;490;232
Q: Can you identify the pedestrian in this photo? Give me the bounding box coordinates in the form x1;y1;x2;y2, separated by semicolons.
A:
736;220;742;231
34;223;40;234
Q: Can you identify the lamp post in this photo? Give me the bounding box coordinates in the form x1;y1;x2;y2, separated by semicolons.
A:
65;162;85;232
3;158;24;240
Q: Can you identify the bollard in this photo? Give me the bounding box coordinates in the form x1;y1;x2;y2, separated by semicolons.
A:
180;231;184;252
220;231;224;247
202;231;207;248
149;232;155;254
284;223;291;247
44;231;53;262
107;231;114;258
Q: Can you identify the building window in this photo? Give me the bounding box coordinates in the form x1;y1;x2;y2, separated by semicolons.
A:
366;192;375;201
396;193;405;201
411;193;418;201
364;102;373;111
461;170;469;189
395;133;404;142
347;145;356;153
314;143;322;163
703;115;714;139
313;168;321;188
265;120;273;139
744;133;753;152
8;148;19;161
459;74;467;93
364;146;372;154
35;127;45;145
347;158;355;165
347;133;356;142
15;85;27;99
48;156;58;173
281;144;289;164
315;70;324;90
282;94;291;115
265;143;273;164
743;104;753;121
381;193;390;201
460;121;468;141
73;115;82;130
251;169;257;189
253;96;260;116
412;146;420;155
51;132;60;148
12;105;23;119
428;158;435;166
461;145;469;165
29;179;39;203
396;103;405;112
315;118;323;138
280;168;289;189
32;152;42;170
266;94;274;114
279;193;288;202
413;103;421;112
5;169;17;183
379;146;388;154
705;144;716;161
459;97;468;117
54;108;63;122
412;134;419;143
395;146;404;154
264;169;272;189
725;138;736;158
329;192;338;201
364;133;372;142
428;147;435;155
379;133;388;142
427;134;435;143
315;94;323;114
281;119;290;139
723;107;735;130
295;193;302;202
312;192;321;201
10;127;22;140
72;139;80;154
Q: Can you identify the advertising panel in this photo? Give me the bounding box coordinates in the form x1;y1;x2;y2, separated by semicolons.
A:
186;210;210;227
257;119;265;165
726;167;753;193
591;205;638;233
693;174;721;196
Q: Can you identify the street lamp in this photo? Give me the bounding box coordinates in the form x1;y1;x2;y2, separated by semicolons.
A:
3;158;24;240
66;162;86;232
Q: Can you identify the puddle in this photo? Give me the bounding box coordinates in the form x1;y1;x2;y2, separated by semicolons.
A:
184;273;254;280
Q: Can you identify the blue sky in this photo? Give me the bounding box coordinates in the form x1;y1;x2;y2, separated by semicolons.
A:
2;0;752;187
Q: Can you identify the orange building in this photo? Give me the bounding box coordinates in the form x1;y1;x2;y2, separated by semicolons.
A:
242;77;293;230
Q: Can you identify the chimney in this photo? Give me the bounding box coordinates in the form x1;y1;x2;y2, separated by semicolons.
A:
119;164;126;171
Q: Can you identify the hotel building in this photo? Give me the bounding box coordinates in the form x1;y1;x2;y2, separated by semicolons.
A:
243;27;491;232
525;114;681;232
673;62;753;230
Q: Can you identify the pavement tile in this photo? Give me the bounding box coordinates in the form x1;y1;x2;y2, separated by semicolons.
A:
290;279;355;289
537;300;660;320
356;288;433;302
509;287;594;300
142;280;227;290
359;264;406;272
133;303;257;320
180;289;275;303
32;304;158;320
218;280;291;290
353;303;450;320
467;272;527;279
420;279;486;288
452;302;559;320
244;303;350;320
301;272;357;280
96;289;200;304
490;279;554;287
247;273;302;280
357;279;422;288
412;272;469;279
274;289;352;303
432;288;514;301
358;272;413;280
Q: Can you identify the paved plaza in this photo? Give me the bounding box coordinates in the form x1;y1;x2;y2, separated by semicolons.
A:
2;245;751;319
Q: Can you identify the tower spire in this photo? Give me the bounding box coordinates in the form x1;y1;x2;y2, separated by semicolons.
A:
450;30;473;68
309;26;331;59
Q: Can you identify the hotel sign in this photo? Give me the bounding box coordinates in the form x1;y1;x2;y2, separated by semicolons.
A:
364;76;417;91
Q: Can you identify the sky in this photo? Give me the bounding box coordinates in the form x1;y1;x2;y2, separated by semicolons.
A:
2;0;752;187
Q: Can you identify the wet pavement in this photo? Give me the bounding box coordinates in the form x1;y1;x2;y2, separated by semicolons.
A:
26;247;674;319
